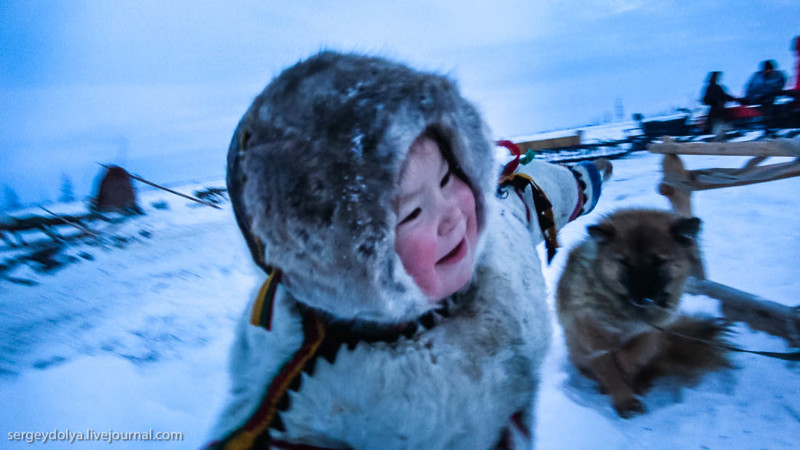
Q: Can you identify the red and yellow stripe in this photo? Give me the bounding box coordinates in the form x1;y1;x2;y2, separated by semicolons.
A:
215;306;326;449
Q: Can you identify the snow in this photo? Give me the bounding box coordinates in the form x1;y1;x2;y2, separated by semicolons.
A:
1;193;254;447
2;124;799;449
534;143;800;449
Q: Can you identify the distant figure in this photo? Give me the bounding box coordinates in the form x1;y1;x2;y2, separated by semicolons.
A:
744;60;787;106
701;71;739;134
788;36;800;105
793;36;800;90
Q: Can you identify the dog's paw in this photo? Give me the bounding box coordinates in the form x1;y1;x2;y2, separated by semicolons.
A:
614;397;646;419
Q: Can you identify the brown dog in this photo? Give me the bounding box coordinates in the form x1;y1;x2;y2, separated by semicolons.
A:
556;209;730;417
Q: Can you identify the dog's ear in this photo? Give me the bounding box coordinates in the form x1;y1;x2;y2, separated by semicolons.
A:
670;216;702;245
587;223;615;243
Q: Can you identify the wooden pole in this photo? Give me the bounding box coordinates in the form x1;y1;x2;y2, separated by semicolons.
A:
649;137;800;157
658;153;694;217
98;164;221;210
682;159;800;191
685;277;800;347
39;207;101;238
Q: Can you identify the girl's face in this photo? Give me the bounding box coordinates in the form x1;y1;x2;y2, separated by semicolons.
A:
394;136;478;302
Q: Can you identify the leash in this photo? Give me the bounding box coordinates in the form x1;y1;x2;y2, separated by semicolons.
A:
648;320;800;362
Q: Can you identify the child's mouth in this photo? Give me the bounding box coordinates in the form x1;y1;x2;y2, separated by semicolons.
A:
437;238;467;265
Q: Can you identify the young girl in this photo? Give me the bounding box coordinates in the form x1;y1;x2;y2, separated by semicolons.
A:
209;51;609;449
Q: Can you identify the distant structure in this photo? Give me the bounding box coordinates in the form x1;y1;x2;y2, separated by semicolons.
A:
90;165;141;214
2;185;22;212
615;97;625;122
59;173;75;203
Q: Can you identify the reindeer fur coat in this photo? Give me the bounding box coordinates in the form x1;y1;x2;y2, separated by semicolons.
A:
209;51;596;449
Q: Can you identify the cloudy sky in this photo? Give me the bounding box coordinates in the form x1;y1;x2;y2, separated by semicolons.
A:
2;0;798;205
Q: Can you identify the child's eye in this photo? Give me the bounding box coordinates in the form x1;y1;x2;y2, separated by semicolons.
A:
440;169;451;188
399;208;421;226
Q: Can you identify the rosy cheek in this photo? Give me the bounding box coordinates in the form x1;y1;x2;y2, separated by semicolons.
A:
462;189;476;215
396;229;439;295
454;181;477;226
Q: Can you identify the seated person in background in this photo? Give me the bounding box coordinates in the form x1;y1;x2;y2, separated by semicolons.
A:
744;60;787;106
702;71;740;134
788;36;800;103
744;60;788;129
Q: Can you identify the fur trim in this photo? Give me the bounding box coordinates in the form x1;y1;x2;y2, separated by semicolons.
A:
227;51;497;323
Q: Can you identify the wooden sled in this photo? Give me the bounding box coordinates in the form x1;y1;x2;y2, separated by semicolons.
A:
649;137;800;346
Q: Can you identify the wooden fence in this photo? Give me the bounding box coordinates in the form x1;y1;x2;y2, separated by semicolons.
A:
648;137;800;345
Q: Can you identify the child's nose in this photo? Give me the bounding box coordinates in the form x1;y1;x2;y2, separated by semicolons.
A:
438;202;460;236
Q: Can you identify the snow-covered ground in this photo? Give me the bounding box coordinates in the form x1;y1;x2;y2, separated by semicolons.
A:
1;124;799;448
535;133;800;449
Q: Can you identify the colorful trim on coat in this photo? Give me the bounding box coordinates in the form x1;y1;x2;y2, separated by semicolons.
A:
212;272;450;449
569;162;603;216
496;140;523;178
210;294;327;450
250;270;283;331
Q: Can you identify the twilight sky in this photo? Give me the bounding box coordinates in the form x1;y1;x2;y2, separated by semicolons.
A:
2;0;798;205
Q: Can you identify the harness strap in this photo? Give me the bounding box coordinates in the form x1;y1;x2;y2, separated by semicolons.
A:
496;140;561;262
498;172;559;263
250;270;282;331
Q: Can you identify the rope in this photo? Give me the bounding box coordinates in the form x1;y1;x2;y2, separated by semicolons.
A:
649;321;800;362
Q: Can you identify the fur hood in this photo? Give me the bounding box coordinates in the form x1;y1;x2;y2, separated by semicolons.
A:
227;51;497;324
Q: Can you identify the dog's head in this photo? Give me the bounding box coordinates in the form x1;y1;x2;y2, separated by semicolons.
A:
588;209;701;323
